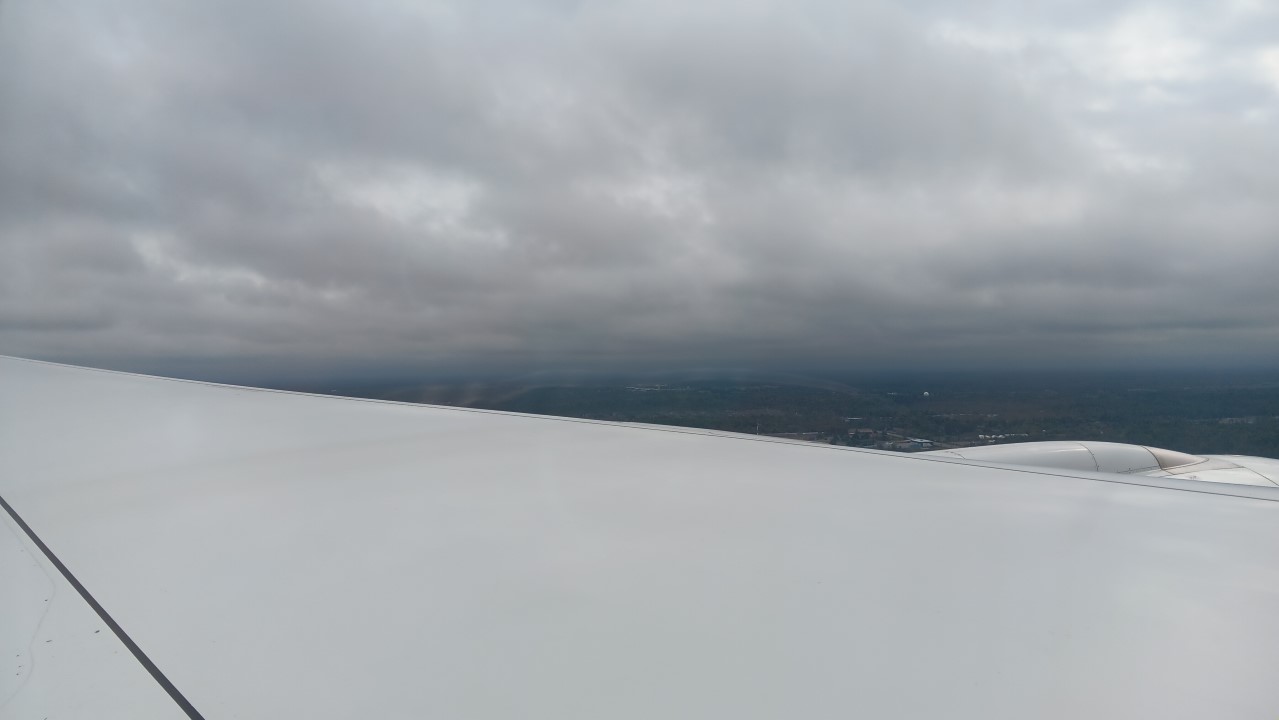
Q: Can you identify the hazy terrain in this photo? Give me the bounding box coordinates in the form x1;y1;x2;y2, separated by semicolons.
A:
312;371;1279;457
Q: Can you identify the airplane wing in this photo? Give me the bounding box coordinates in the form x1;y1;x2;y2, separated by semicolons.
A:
3;355;1278;719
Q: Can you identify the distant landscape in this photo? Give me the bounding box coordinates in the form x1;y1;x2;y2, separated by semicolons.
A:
315;371;1279;457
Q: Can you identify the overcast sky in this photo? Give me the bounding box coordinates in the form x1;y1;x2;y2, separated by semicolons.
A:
2;0;1278;381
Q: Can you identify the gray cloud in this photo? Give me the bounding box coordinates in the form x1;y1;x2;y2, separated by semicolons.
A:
2;0;1278;379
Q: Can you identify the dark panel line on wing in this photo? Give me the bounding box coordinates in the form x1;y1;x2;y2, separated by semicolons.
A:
0;492;207;720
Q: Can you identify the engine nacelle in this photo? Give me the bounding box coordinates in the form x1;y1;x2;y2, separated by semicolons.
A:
923;441;1279;487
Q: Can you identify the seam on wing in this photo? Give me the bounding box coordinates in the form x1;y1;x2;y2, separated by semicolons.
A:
0;492;208;720
1078;443;1102;473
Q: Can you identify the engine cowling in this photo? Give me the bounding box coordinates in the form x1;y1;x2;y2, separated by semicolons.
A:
923;441;1279;487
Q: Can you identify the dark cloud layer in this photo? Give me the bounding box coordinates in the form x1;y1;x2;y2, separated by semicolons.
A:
3;0;1278;379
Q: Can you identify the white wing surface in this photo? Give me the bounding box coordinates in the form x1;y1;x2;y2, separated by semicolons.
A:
2;356;1278;719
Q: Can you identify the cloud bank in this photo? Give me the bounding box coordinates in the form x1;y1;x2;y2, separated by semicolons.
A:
2;0;1278;379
